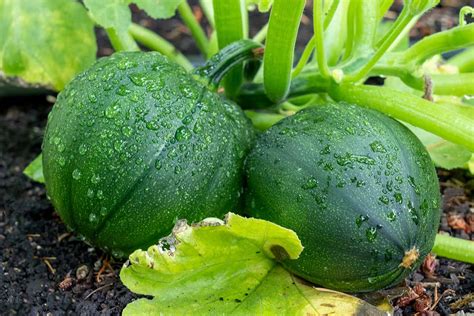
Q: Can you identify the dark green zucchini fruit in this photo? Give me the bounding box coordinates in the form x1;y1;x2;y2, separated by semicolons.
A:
43;51;254;257
245;102;441;292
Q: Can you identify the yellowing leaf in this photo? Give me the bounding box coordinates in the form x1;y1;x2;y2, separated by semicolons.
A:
120;213;384;315
0;0;96;92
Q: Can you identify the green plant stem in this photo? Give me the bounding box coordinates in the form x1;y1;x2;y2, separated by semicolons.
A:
345;10;413;82
177;2;210;57
433;234;474;264
106;28;139;52
350;0;377;58
237;72;330;109
253;23;269;43
129;24;193;71
399;24;474;65
329;84;474;151
313;0;330;78
292;36;315;78
244;110;286;130
448;47;474;72
213;0;247;97
371;65;474;96
323;0;340;29
193;40;263;89
199;0;215;27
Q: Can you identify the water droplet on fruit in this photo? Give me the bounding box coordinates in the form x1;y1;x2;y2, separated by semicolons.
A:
72;169;82;180
87;189;94;198
155;160;162;170
90;174;101;184
408;176;420;195
320;145;331;155
89;213;98;223
122;126;133;137
394;192;403;204
379;195;389;205
116;85;131;96
58;156;66;167
57;143;65;153
175;126;192;141
301;177;318;189
88;94;97;103
105;102;120;119
100;207;108;216
96;190;104;200
79;144;88;155
129;73;147;86
369;141;386;153
386;210;397;222
408;201;419;225
356;215;369;227
366;227;377;242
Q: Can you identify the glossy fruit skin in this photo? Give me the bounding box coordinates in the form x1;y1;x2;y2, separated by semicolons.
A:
42;52;254;257
245;103;441;292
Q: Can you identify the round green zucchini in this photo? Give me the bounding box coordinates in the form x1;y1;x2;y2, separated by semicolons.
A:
43;51;254;257
245;102;441;292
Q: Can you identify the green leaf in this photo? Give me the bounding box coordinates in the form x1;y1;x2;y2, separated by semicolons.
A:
0;0;96;92
120;213;383;315
405;125;473;170
24;154;45;183
84;0;182;35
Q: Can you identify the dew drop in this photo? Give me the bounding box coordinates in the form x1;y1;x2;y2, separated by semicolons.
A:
366;227;378;242
58;156;66;167
356;215;369;227
301;177;318;190
369;141;386;153
379;195;389;205
386;210;397;222
90;174;101;184
100;207;108;216
87;189;94;198
175;126;192;141
89;213;98;223
72;169;82;180
97;190;104;200
129;73;147;86
79;144;88;155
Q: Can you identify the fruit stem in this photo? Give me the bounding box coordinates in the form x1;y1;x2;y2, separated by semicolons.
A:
432;233;474;264
193;40;263;90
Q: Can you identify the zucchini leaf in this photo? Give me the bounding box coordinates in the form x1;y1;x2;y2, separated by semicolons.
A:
406;125;473;172
120;213;383;315
83;0;182;35
23;154;45;183
0;0;96;93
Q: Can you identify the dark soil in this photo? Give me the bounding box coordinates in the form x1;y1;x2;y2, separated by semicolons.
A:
1;1;473;315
